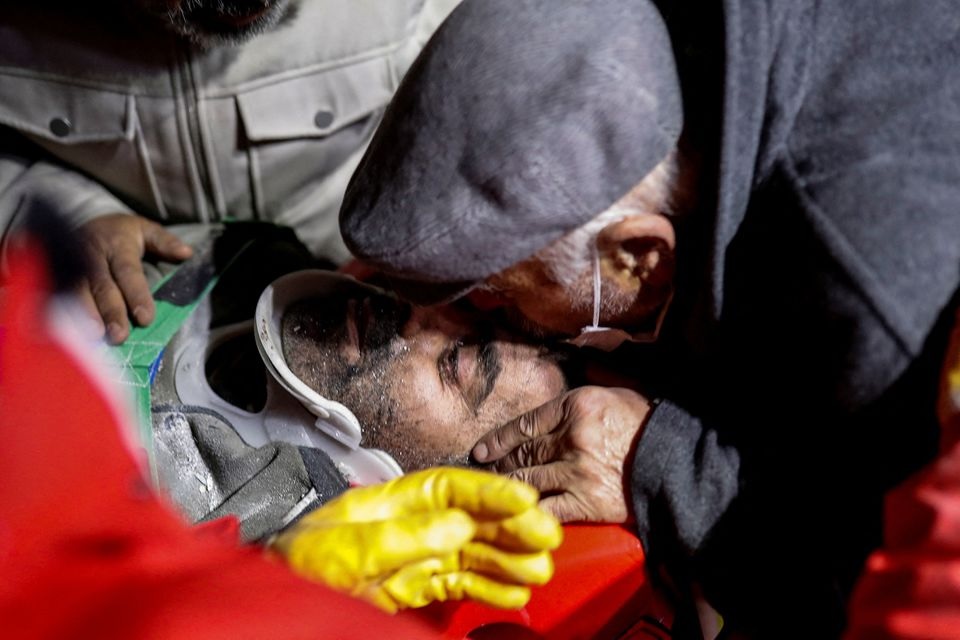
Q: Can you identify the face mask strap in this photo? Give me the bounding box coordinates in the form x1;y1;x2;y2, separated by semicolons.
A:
590;239;602;329
566;238;673;351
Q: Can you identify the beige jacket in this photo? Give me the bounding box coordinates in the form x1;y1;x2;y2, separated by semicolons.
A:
0;0;459;264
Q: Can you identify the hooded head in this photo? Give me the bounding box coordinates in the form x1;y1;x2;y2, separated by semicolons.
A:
340;0;683;340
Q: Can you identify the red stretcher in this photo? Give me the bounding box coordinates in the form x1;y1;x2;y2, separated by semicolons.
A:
408;524;674;639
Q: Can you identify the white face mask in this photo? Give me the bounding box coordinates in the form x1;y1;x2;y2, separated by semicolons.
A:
564;241;671;351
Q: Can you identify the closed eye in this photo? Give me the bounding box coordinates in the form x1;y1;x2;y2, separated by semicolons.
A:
437;336;500;413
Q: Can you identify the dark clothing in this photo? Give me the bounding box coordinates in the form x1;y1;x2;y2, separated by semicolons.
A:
631;1;960;635
153;404;348;543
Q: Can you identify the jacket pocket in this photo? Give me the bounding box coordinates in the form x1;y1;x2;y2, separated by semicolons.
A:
233;55;393;255
0;73;132;144
235;55;394;143
0;72;163;217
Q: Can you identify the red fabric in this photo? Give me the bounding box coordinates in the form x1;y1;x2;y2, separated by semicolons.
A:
845;314;960;640
406;524;670;639
0;244;437;640
845;436;960;640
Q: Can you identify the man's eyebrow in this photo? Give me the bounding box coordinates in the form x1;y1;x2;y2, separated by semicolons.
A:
474;341;502;412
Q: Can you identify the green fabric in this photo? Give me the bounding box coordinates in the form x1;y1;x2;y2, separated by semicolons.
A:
104;221;319;485
109;267;220;482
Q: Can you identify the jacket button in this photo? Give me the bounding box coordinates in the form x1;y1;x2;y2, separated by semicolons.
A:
313;110;334;129
49;117;72;138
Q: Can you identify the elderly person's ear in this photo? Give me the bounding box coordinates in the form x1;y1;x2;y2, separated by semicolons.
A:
596;214;676;295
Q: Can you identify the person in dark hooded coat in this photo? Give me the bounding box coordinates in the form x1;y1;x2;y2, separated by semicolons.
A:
339;0;960;636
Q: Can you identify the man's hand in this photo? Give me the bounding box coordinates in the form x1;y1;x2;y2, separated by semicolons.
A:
272;467;562;613
79;213;192;344
472;387;652;523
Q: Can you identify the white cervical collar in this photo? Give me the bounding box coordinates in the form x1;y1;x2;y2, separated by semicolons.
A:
172;270;403;486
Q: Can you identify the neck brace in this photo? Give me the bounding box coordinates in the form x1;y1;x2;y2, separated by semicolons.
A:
172;270;403;486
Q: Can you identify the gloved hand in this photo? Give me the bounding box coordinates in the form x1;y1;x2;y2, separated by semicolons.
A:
271;467;563;613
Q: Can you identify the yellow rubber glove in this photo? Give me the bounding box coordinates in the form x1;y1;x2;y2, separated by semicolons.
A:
271;467;563;613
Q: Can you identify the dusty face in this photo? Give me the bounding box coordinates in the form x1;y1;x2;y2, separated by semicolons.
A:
132;0;292;46
281;281;567;471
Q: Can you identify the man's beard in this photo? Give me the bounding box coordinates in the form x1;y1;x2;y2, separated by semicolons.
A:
135;0;293;47
281;293;482;472
364;434;479;472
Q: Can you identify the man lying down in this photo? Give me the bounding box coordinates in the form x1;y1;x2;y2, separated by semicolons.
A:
154;271;572;544
148;270;570;610
281;276;568;471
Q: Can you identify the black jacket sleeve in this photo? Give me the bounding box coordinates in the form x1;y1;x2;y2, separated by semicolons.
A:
631;2;960;632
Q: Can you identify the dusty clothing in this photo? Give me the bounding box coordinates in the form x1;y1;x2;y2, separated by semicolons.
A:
627;0;960;635
139;222;348;543
0;0;458;264
153;403;348;543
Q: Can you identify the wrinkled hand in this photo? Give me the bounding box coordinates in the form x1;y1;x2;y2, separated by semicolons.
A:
473;387;652;523
271;467;562;613
79;213;192;344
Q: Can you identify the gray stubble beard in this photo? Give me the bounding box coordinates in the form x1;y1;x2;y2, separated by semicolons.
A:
135;0;294;48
